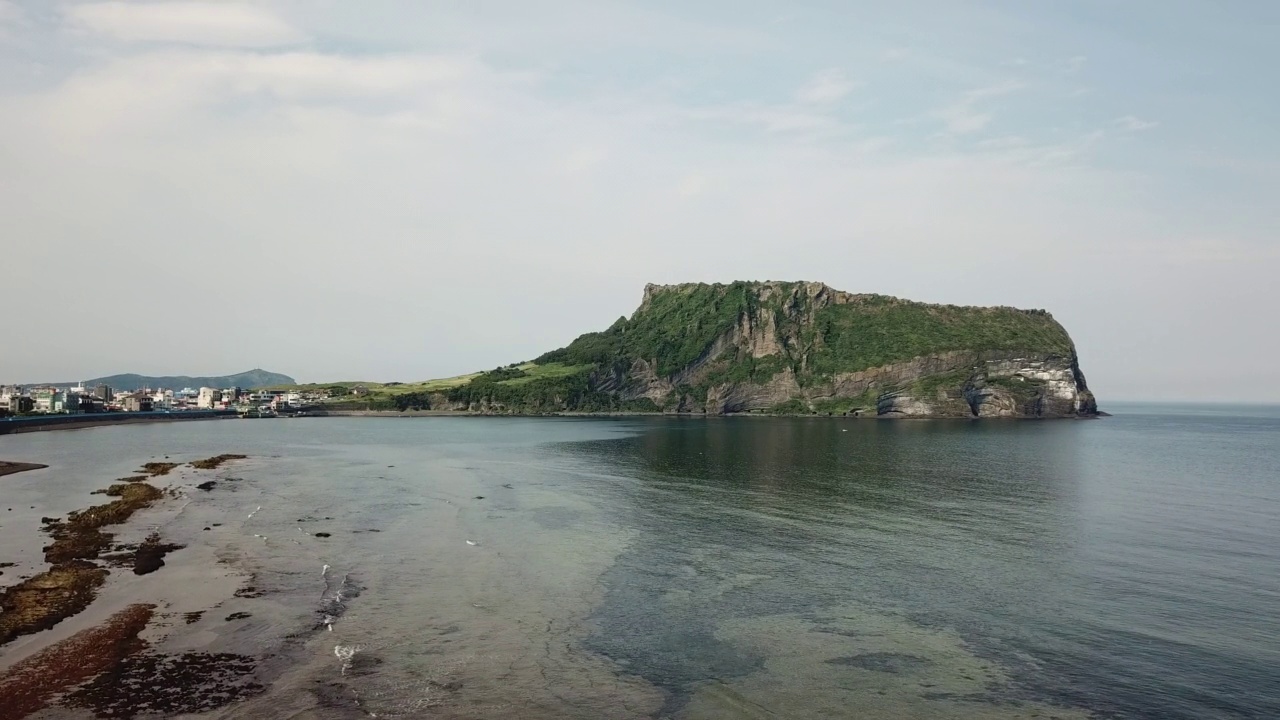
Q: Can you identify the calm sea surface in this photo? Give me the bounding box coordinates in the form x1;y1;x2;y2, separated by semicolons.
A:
1;404;1277;719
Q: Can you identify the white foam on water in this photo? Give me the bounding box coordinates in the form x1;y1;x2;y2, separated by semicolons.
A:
334;644;360;675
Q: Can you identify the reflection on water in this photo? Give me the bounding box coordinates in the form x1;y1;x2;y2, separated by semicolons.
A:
574;414;1280;719
579;419;1095;718
1;410;1277;719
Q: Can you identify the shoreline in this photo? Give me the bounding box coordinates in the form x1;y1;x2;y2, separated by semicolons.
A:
314;409;1102;420
0;408;1105;437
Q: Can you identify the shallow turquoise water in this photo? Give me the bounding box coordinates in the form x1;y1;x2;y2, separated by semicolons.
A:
1;405;1276;718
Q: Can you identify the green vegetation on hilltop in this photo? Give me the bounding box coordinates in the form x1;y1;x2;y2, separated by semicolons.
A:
809;299;1073;377
538;282;1071;382
267;374;481;410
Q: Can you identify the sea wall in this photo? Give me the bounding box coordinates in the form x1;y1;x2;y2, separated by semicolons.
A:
0;411;237;435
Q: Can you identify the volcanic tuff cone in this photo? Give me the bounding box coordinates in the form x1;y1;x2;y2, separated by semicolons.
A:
408;281;1099;417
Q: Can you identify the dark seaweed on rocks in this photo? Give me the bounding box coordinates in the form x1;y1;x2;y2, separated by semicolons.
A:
1;481;167;645
0;562;108;645
235;585;264;599
62;651;264;716
133;532;183;575
0;604;153;719
190;454;248;470
139;462;179;476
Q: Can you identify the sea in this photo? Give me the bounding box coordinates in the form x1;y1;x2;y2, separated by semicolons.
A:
0;403;1277;719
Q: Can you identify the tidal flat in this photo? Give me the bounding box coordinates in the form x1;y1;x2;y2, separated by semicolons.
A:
0;453;257;718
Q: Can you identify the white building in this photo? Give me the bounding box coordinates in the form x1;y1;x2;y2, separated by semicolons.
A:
196;387;222;409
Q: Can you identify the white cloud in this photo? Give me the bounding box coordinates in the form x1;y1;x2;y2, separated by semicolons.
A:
938;105;992;134
1115;115;1158;131
685;103;842;135
934;81;1023;135
0;0;21;23
977;135;1029;150
966;80;1025;100
65;1;304;47
0;0;23;39
677;173;707;197
563;146;609;174
24;51;494;140
313;1;771;59
1065;55;1087;74
796;68;857;104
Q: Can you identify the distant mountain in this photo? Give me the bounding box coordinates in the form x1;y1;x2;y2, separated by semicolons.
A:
38;369;296;391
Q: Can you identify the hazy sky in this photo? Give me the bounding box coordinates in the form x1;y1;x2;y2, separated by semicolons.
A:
2;1;1276;402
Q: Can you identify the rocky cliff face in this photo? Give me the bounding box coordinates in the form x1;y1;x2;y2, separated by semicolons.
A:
580;282;1097;418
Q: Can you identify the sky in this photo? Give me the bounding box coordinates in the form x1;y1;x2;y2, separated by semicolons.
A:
1;1;1277;402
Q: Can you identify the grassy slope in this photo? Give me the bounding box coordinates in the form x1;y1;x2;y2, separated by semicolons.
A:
267;373;481;410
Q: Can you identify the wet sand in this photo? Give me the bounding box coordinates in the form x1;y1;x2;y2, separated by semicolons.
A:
0;463;47;478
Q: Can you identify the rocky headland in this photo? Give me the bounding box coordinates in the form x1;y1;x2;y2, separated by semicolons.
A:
386;281;1099;418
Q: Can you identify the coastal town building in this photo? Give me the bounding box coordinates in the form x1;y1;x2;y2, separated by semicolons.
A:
7;396;34;414
120;392;153;412
197;387;222;409
1;379;326;417
52;391;82;413
174;388;199;408
33;389;55;413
